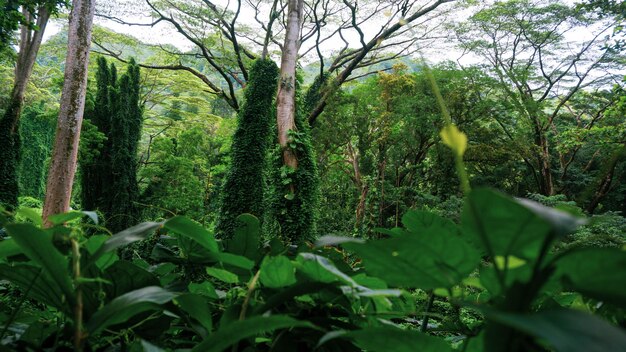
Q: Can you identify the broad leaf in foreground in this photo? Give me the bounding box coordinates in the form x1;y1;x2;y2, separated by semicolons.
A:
5;223;75;306
343;225;479;289
319;327;453;352
486;309;626;352
86;286;177;335
191;315;315;352
555;248;626;308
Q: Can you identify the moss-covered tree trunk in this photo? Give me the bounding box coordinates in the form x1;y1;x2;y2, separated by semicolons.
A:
215;59;279;239
0;6;50;210
42;0;95;224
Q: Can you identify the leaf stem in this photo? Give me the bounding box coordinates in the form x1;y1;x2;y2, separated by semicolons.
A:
72;237;84;351
239;269;262;321
421;290;436;332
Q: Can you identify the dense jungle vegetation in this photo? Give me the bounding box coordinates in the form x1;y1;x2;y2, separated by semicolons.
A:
0;0;625;351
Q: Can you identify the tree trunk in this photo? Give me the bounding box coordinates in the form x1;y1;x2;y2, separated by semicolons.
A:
347;142;368;227
42;0;96;225
538;134;554;196
531;119;554;196
586;145;626;214
276;0;304;170
0;6;50;209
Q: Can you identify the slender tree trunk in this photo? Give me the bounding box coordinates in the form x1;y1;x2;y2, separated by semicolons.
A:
347;143;368;227
531;119;554;196
585;145;626;214
539;134;554;196
356;183;369;227
0;6;50;209
276;0;304;170
42;0;96;225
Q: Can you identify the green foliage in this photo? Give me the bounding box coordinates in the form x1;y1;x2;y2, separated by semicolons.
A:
0;0;68;51
80;57;143;232
216;59;279;238
140;116;232;224
17;102;56;200
0;99;21;210
265;95;320;244
1;187;625;351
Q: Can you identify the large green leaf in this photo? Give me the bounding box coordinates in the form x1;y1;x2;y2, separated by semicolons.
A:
319;327;453;352
85;235;118;270
555;248;626;308
90;221;163;265
0;264;65;310
514;198;585;237
296;253;357;285
461;188;553;260
86;286;177;335
5;223;75;306
164;216;218;252
209;252;254;270
342;228;479;289
47;211;98;225
402;210;457;235
314;236;365;247
15;208;43;227
487;309;626;352
260;255;296;288
191;315;315;352
206;267;239;284
0;238;21;259
100;261;160;301
176;293;213;334
225;214;260;261
189;281;220;299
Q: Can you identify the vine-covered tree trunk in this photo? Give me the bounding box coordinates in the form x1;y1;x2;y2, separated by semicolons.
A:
215;59;279;239
42;0;95;224
265;0;320;243
0;6;50;209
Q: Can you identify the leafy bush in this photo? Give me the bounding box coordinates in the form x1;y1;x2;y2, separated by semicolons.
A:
0;188;625;351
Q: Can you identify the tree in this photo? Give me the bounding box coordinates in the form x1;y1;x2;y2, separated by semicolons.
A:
95;0;456;124
0;0;55;209
42;0;95;223
215;59;279;238
456;0;622;195
93;0;455;242
0;0;65;51
313;63;493;235
80;57;143;232
276;0;304;171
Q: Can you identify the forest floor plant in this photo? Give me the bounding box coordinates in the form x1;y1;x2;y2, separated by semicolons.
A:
0;179;625;351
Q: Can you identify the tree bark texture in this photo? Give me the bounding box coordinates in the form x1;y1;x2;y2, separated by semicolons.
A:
42;0;96;224
0;6;50;209
276;0;304;170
